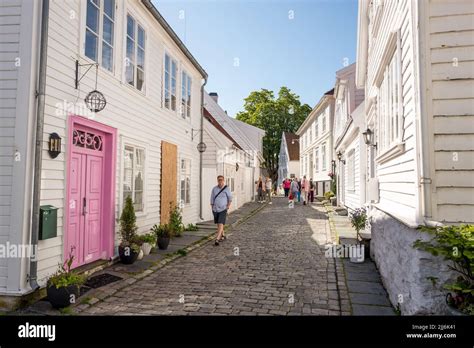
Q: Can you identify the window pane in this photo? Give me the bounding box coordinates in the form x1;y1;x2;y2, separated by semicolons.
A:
185;178;190;203
103;17;114;45
102;43;113;71
126;37;134;62
137;47;145;70
104;0;114;19
136;68;144;91
85;29;98;61
127;15;135;37
126;64;134;86
123;147;134;197
164;71;170;108
165;54;170;72
138;26;145;48
86;0;99;33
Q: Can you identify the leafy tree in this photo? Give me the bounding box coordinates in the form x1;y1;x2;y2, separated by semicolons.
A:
236;87;311;182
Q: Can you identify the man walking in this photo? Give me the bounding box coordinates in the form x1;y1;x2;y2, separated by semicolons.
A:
210;175;232;246
302;175;309;205
265;176;272;204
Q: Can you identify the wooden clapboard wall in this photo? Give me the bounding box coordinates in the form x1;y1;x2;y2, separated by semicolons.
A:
160;141;178;224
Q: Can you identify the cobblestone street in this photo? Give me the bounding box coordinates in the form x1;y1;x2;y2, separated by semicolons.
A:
80;198;349;315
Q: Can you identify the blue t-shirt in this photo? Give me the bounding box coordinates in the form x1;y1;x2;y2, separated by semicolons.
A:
210;185;232;213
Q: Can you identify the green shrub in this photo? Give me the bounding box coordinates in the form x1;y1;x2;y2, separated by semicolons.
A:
138;232;157;246
168;202;184;237
185;223;199;231
324;191;334;200
151;223;173;239
414;224;474;314
47;247;85;289
119;196;141;253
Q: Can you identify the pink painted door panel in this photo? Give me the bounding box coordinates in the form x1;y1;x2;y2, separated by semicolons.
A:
67;149;104;267
83;155;103;263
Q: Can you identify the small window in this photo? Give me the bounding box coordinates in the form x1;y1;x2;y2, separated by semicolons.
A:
123;145;145;212
180;159;191;205
321;144;327;171
85;0;115;71
315;148;319;173
125;14;145;91
315;119;319;138
164;53;178;111
322;114;327;132
181;71;192;118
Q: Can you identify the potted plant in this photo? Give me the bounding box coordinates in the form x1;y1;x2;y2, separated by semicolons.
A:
168;202;184;237
139;232;157;256
152;223;173;250
349;208;368;263
414;224;473;315
46;247;85;309
118;196;141;264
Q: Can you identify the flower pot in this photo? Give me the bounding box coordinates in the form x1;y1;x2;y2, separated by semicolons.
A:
137;248;144;260
141;242;152;256
47;284;80;309
157;237;170;250
118;245;139;264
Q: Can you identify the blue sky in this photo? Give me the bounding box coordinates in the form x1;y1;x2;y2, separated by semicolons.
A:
154;0;358;116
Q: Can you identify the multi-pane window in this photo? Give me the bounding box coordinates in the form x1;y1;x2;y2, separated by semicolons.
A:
377;40;402;152
181;71;192;118
309;153;313;177
347;149;355;191
315;148;319;173
164;54;177;111
125;14;145;91
322;114;327;133
123;145;145;212
180;159;191;205
322;144;327;171
315;119;319;138
85;0;115;71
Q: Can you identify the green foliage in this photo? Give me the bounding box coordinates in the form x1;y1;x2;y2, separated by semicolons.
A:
151;223;173;239
177;249;187;256
168;202;184;237
235;87;312;182
324;191;335;200
119;196;140;249
138;232;157;246
47;247;85;289
414;224;474;314
349;208;367;235
185;223;199;231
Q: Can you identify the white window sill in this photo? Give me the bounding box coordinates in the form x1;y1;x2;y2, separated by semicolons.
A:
376;142;405;164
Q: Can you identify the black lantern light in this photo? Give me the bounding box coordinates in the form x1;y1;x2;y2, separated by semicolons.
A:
362;128;377;148
336;151;345;164
85;90;107;113
48;133;62;159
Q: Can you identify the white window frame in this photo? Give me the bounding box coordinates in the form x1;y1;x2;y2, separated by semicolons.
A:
124;12;146;92
315;118;319;138
83;0;116;72
375;29;404;163
315;147;319;173
347;149;355;191
322;114;326;133
120;137;147;215
180;158;191;206
164;52;178;111
180;70;192;118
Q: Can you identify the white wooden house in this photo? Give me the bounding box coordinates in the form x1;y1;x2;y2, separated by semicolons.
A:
0;0;209;304
202;92;262;219
356;0;474;314
277;132;300;185
296;89;335;196
333;63;365;209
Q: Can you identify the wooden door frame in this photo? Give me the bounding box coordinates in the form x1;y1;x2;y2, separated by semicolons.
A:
65;115;117;266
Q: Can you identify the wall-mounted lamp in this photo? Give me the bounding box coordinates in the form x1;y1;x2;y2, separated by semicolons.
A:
48;133;61;159
362;128;377;148
336;151;345;165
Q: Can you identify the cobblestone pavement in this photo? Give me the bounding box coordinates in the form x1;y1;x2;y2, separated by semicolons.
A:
80;198;348;315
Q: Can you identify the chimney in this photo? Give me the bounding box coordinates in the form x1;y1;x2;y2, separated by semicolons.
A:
209;92;218;104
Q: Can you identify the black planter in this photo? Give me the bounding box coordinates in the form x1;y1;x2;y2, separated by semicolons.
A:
157;237;170;250
47;284;80;309
118;245;139;264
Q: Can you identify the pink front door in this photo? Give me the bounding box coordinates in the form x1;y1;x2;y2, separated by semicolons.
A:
66;118;115;268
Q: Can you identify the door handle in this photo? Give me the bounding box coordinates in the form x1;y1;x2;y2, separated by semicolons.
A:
83;197;87;215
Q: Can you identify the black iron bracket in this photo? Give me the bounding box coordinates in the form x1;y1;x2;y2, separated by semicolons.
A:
75;60;98;89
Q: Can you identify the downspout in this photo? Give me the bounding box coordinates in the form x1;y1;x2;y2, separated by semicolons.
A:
29;0;50;290
199;77;208;220
415;0;439;228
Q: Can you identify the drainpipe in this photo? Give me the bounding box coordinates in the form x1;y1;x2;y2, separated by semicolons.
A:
199;77;208;220
29;0;50;291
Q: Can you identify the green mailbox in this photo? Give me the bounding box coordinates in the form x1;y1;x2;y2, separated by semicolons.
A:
39;205;58;240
